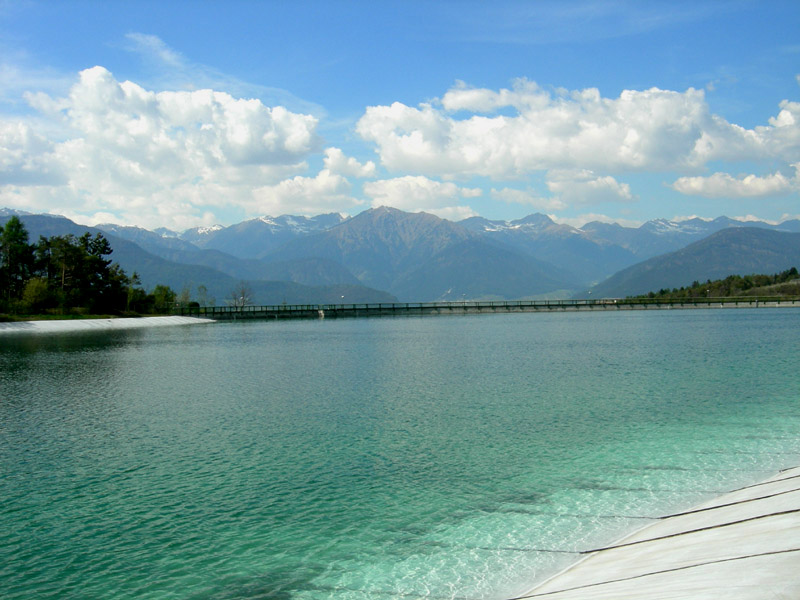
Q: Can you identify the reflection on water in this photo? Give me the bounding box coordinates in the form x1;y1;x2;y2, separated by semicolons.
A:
1;310;799;600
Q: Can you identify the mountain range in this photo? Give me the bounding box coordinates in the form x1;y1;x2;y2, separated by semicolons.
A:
0;212;394;305
2;206;799;303
589;228;800;298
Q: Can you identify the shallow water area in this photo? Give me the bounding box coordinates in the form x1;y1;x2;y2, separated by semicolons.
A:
1;309;799;599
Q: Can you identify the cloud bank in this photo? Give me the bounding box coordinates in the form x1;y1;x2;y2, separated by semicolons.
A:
672;165;800;198
1;64;798;229
0;66;343;228
357;79;800;213
358;80;734;176
363;175;481;220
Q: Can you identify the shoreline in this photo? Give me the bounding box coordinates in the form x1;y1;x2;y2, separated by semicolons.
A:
0;315;214;334
517;465;800;599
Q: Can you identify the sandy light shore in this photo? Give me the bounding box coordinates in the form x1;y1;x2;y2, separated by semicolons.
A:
517;465;800;600
0;315;215;334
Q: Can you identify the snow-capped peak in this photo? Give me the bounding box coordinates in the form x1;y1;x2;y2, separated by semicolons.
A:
196;224;224;235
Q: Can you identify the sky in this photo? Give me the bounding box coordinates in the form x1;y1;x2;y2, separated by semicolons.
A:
0;0;799;231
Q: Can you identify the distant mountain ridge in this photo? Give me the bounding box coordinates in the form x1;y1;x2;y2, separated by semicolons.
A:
581;215;800;259
460;214;636;284
95;221;360;287
466;213;800;282
391;238;574;301
0;213;395;305
3;207;798;302
264;207;476;293
182;213;347;258
588;228;800;298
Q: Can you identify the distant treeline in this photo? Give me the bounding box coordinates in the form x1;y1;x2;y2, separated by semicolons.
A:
633;267;800;300
0;216;181;316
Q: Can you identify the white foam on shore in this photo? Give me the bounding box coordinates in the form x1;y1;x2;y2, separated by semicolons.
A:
0;316;214;334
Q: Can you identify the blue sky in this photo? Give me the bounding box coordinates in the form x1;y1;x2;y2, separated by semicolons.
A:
1;0;798;231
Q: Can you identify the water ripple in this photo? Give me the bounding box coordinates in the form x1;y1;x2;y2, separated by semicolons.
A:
2;311;799;599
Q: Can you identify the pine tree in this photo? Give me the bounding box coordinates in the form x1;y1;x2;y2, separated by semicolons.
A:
0;216;34;308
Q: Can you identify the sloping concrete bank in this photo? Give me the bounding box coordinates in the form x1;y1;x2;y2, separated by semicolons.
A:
0;316;214;334
517;466;800;600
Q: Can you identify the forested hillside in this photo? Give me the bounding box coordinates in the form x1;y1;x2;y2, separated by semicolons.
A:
632;267;800;300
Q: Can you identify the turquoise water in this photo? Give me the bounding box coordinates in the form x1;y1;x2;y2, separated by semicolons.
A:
1;309;799;600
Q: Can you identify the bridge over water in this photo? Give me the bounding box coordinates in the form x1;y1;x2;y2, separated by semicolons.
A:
178;297;799;321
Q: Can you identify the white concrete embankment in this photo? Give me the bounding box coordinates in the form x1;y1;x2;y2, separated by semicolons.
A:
518;466;800;600
0;316;214;334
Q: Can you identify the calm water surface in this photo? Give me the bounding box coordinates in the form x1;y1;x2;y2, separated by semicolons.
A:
1;310;799;599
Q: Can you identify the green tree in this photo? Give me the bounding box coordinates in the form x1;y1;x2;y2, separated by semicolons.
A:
0;216;34;308
96;262;131;313
31;232;131;312
77;233;119;311
126;272;142;312
34;234;85;305
21;277;52;312
152;284;177;313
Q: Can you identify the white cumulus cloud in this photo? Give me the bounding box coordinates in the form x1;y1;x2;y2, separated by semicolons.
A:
358;83;720;177
440;78;549;113
490;188;566;211
357;79;800;183
323;147;376;178
0;120;65;185
489;171;632;212
546;170;635;204
672;165;800;197
363;175;481;218
252;169;362;216
0;65;323;229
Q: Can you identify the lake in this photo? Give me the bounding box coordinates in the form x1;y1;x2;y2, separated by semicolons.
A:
1;309;799;599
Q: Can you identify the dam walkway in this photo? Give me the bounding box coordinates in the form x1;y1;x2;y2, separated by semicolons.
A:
177;297;800;321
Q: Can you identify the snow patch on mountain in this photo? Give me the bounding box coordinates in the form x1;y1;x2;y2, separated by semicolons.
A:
0;207;32;217
196;225;224;235
640;218;723;236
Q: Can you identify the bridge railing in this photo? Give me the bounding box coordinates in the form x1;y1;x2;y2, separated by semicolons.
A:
176;296;798;318
178;299;600;316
